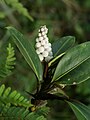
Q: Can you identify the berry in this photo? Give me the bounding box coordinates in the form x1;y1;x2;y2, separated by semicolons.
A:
42;51;48;57
39;37;43;41
41;40;45;45
38;33;42;37
36;49;40;54
45;56;52;62
48;43;51;47
46;47;52;52
49;51;53;56
35;25;53;62
44;44;49;49
35;42;41;48
38;54;44;61
38;46;44;53
41;27;44;32
36;38;39;42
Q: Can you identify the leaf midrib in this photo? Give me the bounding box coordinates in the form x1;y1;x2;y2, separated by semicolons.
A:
54;55;90;81
12;32;39;79
69;102;88;120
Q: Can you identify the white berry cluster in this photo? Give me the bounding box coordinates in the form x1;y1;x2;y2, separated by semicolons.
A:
35;25;53;62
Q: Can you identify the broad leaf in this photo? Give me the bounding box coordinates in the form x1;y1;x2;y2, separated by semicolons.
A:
52;36;75;57
67;101;90;120
7;27;43;81
56;58;90;85
52;42;90;82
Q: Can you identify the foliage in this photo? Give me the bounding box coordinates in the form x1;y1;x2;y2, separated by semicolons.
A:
1;0;33;21
6;26;90;120
0;84;30;107
6;27;43;81
0;0;90;119
67;101;90;120
0;84;49;119
0;43;16;79
52;42;90;84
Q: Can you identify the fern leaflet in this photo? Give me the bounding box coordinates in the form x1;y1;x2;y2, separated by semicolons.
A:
0;43;16;79
0;106;47;120
0;84;31;108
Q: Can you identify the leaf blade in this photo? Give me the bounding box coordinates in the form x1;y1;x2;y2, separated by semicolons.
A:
67;101;90;120
52;36;75;57
7;27;43;81
52;42;90;83
56;58;90;85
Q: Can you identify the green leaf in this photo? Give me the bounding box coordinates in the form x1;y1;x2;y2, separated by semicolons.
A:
52;42;90;83
0;43;16;79
7;27;43;81
4;0;33;21
36;116;46;120
56;58;90;85
52;36;75;57
0;84;31;107
48;52;65;67
67;101;90;120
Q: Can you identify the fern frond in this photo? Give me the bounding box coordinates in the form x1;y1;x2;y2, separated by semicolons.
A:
0;43;16;79
0;84;31;108
36;106;50;117
36;116;47;120
0;105;47;120
4;0;33;21
0;84;49;119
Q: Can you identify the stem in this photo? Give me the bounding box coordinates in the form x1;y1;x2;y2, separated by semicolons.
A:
43;61;48;80
35;74;40;94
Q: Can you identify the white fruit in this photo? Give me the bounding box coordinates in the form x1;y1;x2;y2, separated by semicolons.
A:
44;37;48;42
43;35;47;39
36;49;40;54
44;29;48;34
44;44;49;49
39;37;43;41
41;28;44;32
45;56;51;62
36;38;39;42
45;30;48;34
46;47;52;52
42;32;45;36
48;43;51;47
41;40;45;45
35;25;53;62
38;33;42;37
38;54;44;61
42;51;48;57
49;51;53;56
38;46;44;53
35;42;41;48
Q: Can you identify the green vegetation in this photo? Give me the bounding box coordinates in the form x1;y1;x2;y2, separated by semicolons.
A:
0;0;90;120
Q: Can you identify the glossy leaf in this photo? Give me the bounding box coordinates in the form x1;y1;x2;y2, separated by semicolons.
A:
7;27;43;81
52;36;75;57
52;42;90;82
56;58;90;85
67;101;90;120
